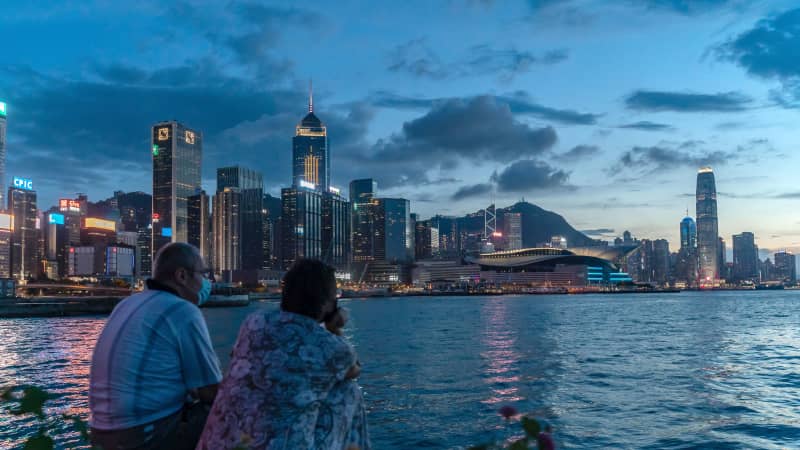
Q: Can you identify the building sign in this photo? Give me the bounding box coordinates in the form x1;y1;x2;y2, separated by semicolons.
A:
59;199;81;213
152;213;160;221
299;180;315;190
84;217;116;232
157;127;170;141
329;186;341;195
185;130;195;144
162;227;172;237
48;213;65;225
0;102;6;117
12;177;33;190
152;144;159;156
0;213;13;231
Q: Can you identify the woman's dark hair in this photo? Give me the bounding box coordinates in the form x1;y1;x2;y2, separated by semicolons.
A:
281;259;337;319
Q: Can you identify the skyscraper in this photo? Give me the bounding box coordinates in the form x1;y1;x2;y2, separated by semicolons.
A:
676;215;698;286
350;179;377;262
281;186;322;269
732;232;759;282
0;101;7;208
503;212;523;250
8;179;38;280
293;87;329;192
217;166;264;271
151;121;202;258
375;198;413;263
696;167;719;286
322;191;350;268
774;251;797;284
414;219;440;260
213;188;241;279
680;216;696;250
188;190;210;266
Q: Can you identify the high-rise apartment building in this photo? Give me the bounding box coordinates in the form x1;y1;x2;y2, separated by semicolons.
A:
696;167;719;286
217;166;263;271
732;232;759;281
415;219;440;260
213;187;241;279
151;121;202;258
8;179;38;280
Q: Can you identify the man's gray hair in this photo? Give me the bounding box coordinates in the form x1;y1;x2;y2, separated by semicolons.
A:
153;242;201;281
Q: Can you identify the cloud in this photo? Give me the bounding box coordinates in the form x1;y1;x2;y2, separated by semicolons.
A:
618;121;675;131
624;90;752;112
638;0;754;15
451;183;493;201
491;159;571;192
368;90;601;125
610;142;739;175
554;145;600;161
716;8;800;106
387;38;567;81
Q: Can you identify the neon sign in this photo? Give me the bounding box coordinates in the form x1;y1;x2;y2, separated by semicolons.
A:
0;102;6;117
0;213;13;231
158;127;170;141
299;180;315;190
185;130;195;144
48;213;65;225
12;177;33;190
84;217;116;232
59;199;81;213
162;227;172;237
329;186;340;195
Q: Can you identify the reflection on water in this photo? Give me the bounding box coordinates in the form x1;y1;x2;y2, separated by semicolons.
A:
480;298;523;405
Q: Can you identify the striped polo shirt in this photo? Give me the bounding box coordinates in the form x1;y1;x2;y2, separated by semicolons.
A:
89;282;223;430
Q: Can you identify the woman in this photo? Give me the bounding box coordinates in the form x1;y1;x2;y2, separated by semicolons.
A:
196;259;370;450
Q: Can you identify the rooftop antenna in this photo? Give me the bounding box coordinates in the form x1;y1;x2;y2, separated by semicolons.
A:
308;79;313;113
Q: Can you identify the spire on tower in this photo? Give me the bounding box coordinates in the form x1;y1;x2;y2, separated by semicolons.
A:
308;79;313;113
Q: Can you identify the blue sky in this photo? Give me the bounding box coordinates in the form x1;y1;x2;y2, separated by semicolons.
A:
2;0;800;254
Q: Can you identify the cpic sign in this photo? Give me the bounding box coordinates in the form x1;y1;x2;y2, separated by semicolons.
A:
12;177;33;191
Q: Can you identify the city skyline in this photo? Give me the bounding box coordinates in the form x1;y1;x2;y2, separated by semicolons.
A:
2;1;800;253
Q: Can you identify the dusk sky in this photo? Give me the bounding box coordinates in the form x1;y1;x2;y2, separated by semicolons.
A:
2;0;800;254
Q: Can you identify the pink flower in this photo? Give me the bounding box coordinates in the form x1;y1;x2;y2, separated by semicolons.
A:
498;405;518;419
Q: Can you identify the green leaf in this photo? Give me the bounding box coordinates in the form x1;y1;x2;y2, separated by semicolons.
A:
508;438;529;450
23;431;54;450
521;416;541;438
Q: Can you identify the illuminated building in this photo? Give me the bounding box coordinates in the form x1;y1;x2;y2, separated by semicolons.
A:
115;191;152;233
281;186;322;269
676;216;698;286
732;232;759;282
8;179;38;280
375;198;413;263
217;166;263;271
415;219;440;260
0;101;6;208
45;212;69;278
503;213;522;250
293;85;329;192
680;216;697;249
151;121;202;259
774;251;797;283
137;227;152;277
321;191;350;269
0;212;12;278
262;193;281;269
350;179;377;262
696;167;719;286
213;187;241;280
188;190;210;266
105;245;135;277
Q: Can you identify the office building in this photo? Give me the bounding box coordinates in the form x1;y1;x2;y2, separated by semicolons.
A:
0;101;6;208
322;191;350;269
281;186;322;269
350;179;377;262
376;198;412;263
696;167;719;286
262;193;281;269
213;187;241;279
8;179;38;280
45;212;69;278
217;166;263;271
732;232;759;282
293;87;329;192
188;190;211;266
137;227;152;277
0;213;12;278
115;191;152;233
774;251;797;283
680;216;696;249
415;219;440;260
653;239;670;284
151;121;202;258
503;212;522;250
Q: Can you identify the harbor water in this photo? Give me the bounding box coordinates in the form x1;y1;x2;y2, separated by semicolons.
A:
3;291;800;448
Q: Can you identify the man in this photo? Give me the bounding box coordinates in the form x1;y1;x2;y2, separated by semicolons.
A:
89;242;221;450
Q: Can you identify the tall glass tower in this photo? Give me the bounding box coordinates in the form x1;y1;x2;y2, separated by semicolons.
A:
292;85;329;192
0;101;7;207
680;216;696;250
151;121;202;258
696;167;719;285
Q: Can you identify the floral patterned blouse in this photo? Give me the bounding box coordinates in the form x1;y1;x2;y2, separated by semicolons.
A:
196;309;370;450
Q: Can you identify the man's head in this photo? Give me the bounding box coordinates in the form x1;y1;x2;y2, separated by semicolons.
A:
281;259;337;321
153;242;208;304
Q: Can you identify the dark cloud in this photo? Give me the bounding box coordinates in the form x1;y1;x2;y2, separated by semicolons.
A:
610;141;741;175
554;145;600;162
716;8;800;106
490;159;571;192
338;96;559;189
368;90;601;125
624;90;753;112
387;38;567;81
581;228;616;236
618;121;675;131
451;183;493;201
638;0;753;15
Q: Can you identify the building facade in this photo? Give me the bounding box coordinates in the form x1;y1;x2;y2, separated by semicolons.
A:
217;166;263;271
188;190;211;266
213;187;241;278
503;212;523;251
281;186;322;269
151;121;202;259
774;251;797;283
350;178;377;262
732;232;759;282
0;101;6;208
696;167;719;286
292;91;329;192
8;183;38;280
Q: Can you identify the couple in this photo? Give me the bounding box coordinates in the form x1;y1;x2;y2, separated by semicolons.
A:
89;243;369;450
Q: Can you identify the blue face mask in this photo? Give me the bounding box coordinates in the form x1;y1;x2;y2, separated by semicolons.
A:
197;278;212;306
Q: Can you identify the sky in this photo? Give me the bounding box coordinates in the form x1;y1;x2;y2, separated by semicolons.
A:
1;0;800;255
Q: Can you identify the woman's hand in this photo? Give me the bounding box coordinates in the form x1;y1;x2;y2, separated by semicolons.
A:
324;308;347;335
